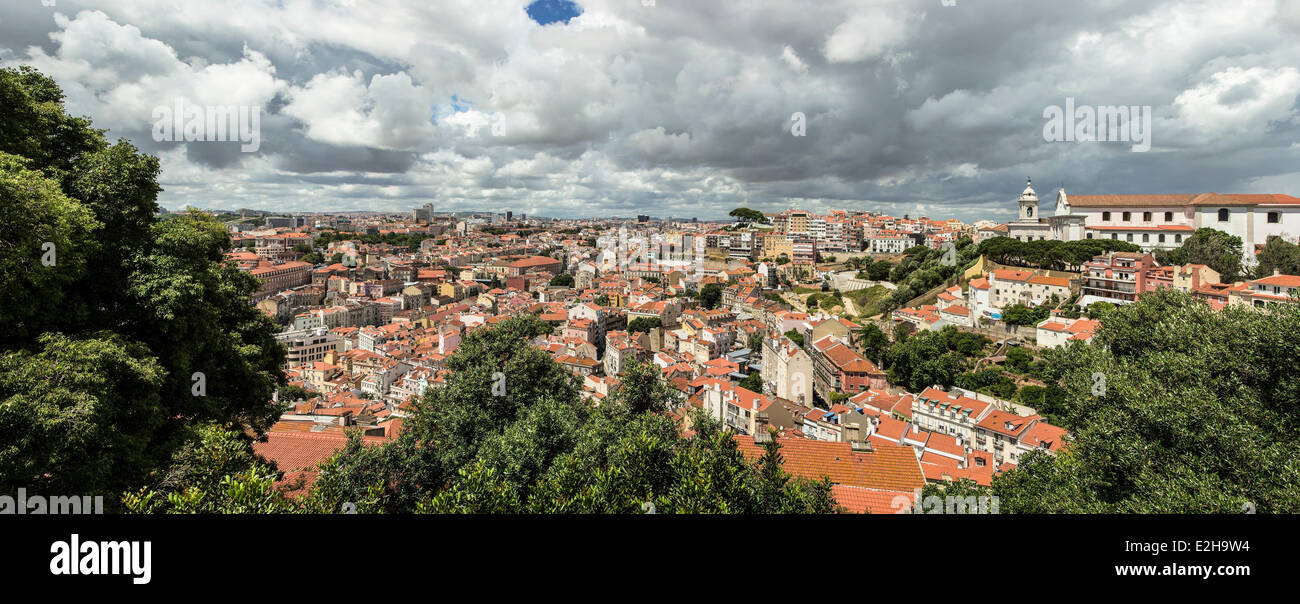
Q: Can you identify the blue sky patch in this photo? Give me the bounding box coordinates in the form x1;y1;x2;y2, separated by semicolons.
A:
526;0;582;26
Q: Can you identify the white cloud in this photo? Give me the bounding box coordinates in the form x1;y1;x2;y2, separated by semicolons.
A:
1172;66;1300;141
823;6;906;63
2;0;1296;222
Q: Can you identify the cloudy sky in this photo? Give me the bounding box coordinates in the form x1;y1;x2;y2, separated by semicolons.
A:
2;0;1298;222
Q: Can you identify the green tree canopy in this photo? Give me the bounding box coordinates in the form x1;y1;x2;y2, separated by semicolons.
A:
1253;235;1300;279
699;282;723;309
729;207;767;223
0;64;286;502
994;289;1300;512
627;316;662;334
1155;228;1244;282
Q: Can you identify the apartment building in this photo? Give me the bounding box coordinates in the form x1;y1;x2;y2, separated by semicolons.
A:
250;260;313;300
910;387;993;443
989;269;1073;308
1233;273;1300;307
868;230;913;254
790;234;818;265
971;409;1067;466
761;335;814;407
810;335;888;403
698;379;774;435
1079;252;1156;305
1142;263;1220;295
276;328;343;366
759;233;794;261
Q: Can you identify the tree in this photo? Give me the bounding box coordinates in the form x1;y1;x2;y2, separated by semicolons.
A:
856;323;890;364
1003;304;1048;326
0;65;287;504
978;236;1141;271
892;321;912;343
550;273;575;287
611;360;680;415
627;316;662;334
699;283;723;309
866;260;893;281
1253;235;1300;278
594;294;610;306
747;330;764;353
994;289;1300;512
0;154;98;341
1157;228;1244;282
729;207;767;224
1085;301;1116;320
278;384;314;402
783;329;805;348
1004;347;1033;374
738;371;764;393
885;330;965;392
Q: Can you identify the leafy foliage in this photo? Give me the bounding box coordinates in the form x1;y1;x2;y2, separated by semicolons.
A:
1252;235;1300;279
1154;228;1244;282
699;282;723;309
0;64;286;503
994;289;1300;512
627;316;662;333
978;236;1141;271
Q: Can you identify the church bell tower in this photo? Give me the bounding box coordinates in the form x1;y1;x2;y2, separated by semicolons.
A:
1018;177;1039;222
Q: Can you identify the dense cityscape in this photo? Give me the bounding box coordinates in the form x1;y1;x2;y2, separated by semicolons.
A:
2;0;1294;589
193;178;1298;513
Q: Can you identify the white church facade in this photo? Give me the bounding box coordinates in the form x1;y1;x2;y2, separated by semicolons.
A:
996;179;1300;262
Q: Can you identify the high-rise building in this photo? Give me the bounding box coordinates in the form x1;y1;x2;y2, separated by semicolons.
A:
506;211;513;222
413;203;434;223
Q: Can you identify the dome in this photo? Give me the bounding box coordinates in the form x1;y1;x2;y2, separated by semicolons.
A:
1019;177;1038;202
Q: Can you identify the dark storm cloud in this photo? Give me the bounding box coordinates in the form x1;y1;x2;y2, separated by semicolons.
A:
0;0;1296;221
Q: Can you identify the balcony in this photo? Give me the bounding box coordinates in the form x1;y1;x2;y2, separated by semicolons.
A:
1083;282;1136;295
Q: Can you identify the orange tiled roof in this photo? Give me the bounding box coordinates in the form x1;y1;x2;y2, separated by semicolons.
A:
733;437;925;492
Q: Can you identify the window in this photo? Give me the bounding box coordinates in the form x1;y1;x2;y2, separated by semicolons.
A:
1111;234;1118;240
1126;233;1134;242
1122;211;1131;221
1142;233;1150;243
1143;212;1152;222
1268;212;1281;224
1164;211;1174;222
1086;232;1093;239
1158;234;1166;243
1175;234;1183;243
1102;211;1111;221
1218;208;1230;222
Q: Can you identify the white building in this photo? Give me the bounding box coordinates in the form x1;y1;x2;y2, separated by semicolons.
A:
995;177;1300;266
